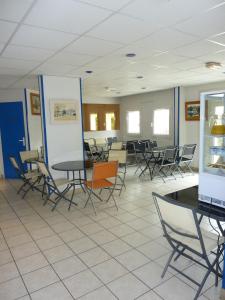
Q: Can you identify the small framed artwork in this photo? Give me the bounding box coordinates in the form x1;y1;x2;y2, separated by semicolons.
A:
185;101;200;121
50;100;78;124
30;92;41;115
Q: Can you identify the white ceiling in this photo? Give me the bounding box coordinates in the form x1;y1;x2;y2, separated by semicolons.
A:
1;0;225;97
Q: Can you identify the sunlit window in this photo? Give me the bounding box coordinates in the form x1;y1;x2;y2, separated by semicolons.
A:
90;113;98;131
127;111;140;134
215;106;224;115
153;109;169;135
106;112;116;130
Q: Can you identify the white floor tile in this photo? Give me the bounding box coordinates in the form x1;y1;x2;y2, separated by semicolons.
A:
30;281;73;300
116;249;150;271
108;273;149;300
63;269;102;298
78;246;110;267
52;255;87;279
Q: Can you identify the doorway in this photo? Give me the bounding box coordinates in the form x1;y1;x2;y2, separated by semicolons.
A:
0;102;26;178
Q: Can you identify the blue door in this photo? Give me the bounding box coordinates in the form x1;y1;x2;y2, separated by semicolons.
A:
0;102;26;178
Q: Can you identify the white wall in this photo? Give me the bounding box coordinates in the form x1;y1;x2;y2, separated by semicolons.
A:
119;89;174;146
82;96;121;140
25;89;43;152
40;76;83;176
179;80;225;168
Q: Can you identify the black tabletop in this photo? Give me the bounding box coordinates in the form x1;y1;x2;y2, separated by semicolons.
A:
165;186;225;222
52;161;85;171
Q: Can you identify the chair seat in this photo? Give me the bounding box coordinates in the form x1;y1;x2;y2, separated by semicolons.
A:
170;228;224;253
85;179;113;189
24;170;41;179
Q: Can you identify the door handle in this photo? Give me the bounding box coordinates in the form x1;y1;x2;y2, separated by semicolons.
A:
18;137;25;147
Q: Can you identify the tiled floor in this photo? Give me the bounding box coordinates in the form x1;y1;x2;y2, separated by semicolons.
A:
0;168;222;300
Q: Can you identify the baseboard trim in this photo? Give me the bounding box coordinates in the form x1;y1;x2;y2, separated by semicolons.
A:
220;288;225;300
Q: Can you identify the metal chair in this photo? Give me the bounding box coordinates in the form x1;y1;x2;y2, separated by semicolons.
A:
134;141;146;175
154;147;178;182
9;156;42;198
108;150;127;195
84;161;118;215
37;161;76;211
84;142;102;162
19;150;39;163
177;144;197;175
153;192;224;300
111;142;123;150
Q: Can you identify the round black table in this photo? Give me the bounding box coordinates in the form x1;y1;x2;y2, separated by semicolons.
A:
52;160;86;193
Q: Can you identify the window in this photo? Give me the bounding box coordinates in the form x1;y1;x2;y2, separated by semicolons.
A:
215;106;224;115
153;109;169;135
127;111;140;134
105;112;116;131
90;113;98;131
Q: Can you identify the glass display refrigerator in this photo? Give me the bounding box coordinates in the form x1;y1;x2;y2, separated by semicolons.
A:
199;90;225;208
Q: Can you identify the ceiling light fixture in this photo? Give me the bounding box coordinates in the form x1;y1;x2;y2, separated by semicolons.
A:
85;70;93;74
136;76;144;79
126;53;136;57
205;62;222;70
141;87;146;89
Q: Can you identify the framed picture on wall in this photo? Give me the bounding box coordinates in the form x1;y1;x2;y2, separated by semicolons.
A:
50;100;78;124
185;101;200;121
30;92;41;115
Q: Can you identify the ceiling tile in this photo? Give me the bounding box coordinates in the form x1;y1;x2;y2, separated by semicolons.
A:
0;43;5;52
0;0;33;22
65;36;123;56
198;49;225;63
121;0;224;27
173;3;225;38
48;51;97;66
208;32;225;46
138;29;199;52
32;62;75;76
0;57;39;70
88;13;159;43
11;25;78;50
11;75;39;89
0;75;19;88
79;0;132;11
2;45;55;61
0;67;28;76
24;0;112;34
172;40;225;58
0;20;17;43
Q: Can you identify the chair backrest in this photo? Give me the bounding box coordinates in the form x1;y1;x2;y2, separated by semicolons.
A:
85;138;95;147
126;141;136;153
84;142;91;152
111;142;123;150
92;161;118;181
182;144;197;159
37;161;50;177
149;140;157;149
134;141;146;153
9;156;20;171
95;138;106;146
108;150;127;164
163;147;177;163
20;150;39;163
153;193;199;241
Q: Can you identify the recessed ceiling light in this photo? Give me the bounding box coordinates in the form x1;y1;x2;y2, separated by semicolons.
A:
205;62;222;70
141;87;146;89
85;70;93;74
137;76;144;79
126;53;136;57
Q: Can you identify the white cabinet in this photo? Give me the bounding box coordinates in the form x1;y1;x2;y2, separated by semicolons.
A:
199;90;225;207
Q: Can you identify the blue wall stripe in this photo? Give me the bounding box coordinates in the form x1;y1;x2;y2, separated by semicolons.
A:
24;88;30;150
79;78;86;179
177;86;180;146
38;75;49;165
173;87;176;146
